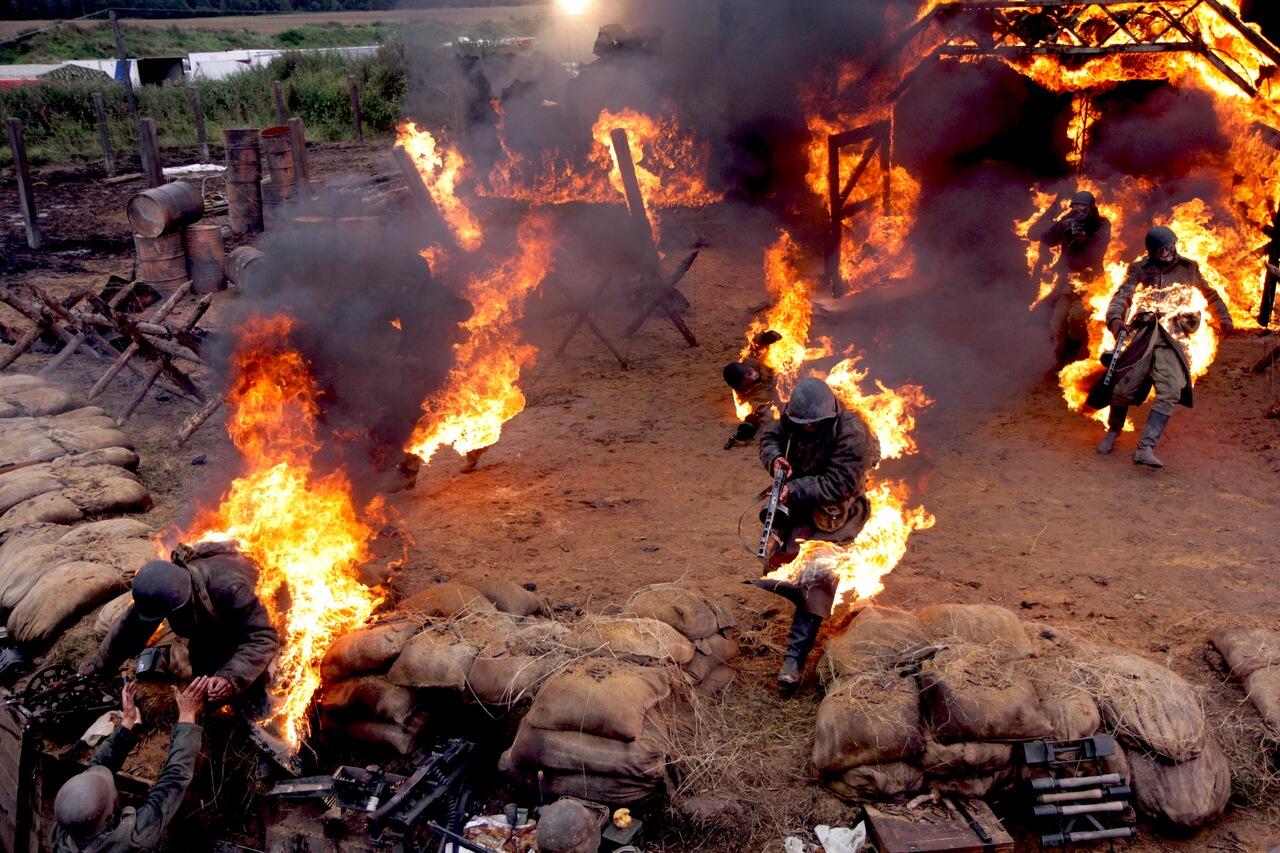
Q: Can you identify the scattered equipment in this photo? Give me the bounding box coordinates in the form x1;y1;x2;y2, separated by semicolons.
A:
1021;735;1137;849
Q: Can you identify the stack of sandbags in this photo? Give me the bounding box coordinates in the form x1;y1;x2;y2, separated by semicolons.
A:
1210;626;1280;735
0;518;155;646
621;584;739;694
501;659;683;804
319;617;427;754
0;375;78;419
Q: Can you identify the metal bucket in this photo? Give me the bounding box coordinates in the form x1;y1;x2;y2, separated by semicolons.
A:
126;181;204;238
133;232;188;293
226;246;266;289
224;128;263;235
259;125;296;190
183;223;225;294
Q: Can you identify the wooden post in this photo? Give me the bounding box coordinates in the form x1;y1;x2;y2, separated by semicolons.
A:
1260;206;1280;327
287;116;310;187
4;118;41;250
92;91;115;173
108;11;140;128
827;133;842;296
273;80;287;125
348;75;364;142
188;86;208;162
139;117;164;187
608;128;659;263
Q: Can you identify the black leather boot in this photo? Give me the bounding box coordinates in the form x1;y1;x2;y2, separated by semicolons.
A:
1132;410;1170;467
1097;404;1129;455
779;610;824;685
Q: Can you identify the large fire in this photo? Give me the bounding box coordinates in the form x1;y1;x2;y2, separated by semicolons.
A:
406;213;558;463
396;121;485;252
182;315;383;749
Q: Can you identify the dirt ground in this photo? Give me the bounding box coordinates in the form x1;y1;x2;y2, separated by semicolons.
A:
3;143;1280;851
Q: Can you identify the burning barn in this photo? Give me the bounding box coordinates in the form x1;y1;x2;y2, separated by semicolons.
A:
1;0;1279;851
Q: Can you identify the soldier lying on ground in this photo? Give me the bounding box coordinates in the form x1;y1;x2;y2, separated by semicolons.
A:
722;329;783;448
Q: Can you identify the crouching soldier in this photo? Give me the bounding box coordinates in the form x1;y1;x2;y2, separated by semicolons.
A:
722;329;783;448
752;377;881;685
1096;226;1234;468
51;678;206;852
82;553;279;708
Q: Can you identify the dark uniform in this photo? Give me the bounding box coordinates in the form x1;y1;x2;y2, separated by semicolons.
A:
1097;226;1233;467
753;378;881;684
1031;191;1112;365
723;330;782;447
91;555;279;701
49;722;202;852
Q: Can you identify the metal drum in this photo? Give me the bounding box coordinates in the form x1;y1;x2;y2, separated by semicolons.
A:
225;246;266;290
133;232;187;293
259;125;296;194
126;181;203;238
183;223;225;294
223;128;263;235
260;178;287;230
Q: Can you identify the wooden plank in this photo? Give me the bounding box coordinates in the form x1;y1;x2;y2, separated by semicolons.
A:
108;11;140;129
189;86;209;162
92;92;115;174
288;117;310;186
139;118;164;188
4;118;41;250
867;800;1014;853
273;80;288;125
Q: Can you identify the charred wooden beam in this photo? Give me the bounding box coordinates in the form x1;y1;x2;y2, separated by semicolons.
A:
88;282;192;400
175;394;224;446
549;276;629;369
118;295;213;422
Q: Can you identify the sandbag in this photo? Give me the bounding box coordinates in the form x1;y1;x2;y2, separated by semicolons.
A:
327;715;426;756
8;560;128;645
400;582;494;617
915;603;1033;655
0;408;134;466
685;651;720;683
94;593;133;635
526;662;674;742
0;518;153;610
508;725;669;781
695;665;736;696
1243;666;1280;732
1130;738;1231;828
388;629;481;690
1209;626;1280;679
321;620;420;681
565;617;695;666
508;762;664;805
0;524;66;603
1026;660;1102;740
813;672;924;775
1087;654;1206;762
320;676;417;726
920;645;1052;743
825;762;924;802
502;620;571;655
932;769;1013;798
621;585;723;640
819;605;932;684
693;633;738;664
0;375;77;419
0;465;151;535
467;653;559;706
469;576;545;617
920;740;1012;777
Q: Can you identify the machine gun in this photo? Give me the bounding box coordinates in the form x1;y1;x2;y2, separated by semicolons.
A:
757;441;791;560
3;663;120;733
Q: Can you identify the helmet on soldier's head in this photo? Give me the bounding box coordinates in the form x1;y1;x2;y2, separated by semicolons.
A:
55;766;119;841
1071;190;1096;207
1145;225;1177;258
785;378;839;425
132;560;192;623
722;361;754;392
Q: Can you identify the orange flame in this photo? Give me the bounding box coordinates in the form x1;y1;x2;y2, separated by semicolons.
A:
396;121;484;252
407;214;558;462
182;315;383;749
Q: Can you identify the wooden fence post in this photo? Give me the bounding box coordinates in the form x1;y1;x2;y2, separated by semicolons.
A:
92;91;115;174
287;117;310;187
347;75;363;142
273;80;287;125
5;118;41;249
188;86;209;162
108;11;140;129
139;118;164;187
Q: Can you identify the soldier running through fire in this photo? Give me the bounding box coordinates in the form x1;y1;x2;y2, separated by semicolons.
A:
750;377;881;685
723;329;783;448
1030;190;1112;365
1095;225;1234;467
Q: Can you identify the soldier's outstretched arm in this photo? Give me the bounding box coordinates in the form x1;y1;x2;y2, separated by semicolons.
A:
85;605;157;677
128;722;202;849
214;583;280;693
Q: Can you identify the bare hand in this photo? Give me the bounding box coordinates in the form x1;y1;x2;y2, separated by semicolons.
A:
121;679;141;730
175;676;209;724
771;457;792;477
204;675;234;703
1108;320;1129;339
778;484;790;503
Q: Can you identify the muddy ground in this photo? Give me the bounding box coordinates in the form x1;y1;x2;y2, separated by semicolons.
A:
3;143;1279;851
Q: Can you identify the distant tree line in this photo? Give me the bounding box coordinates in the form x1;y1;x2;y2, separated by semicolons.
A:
0;0;543;21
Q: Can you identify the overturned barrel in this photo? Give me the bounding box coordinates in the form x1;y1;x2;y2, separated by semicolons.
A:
259;125;296;199
126;181;203;238
226;246;266;291
133;232;187;294
223;128;263;235
183;223;225;294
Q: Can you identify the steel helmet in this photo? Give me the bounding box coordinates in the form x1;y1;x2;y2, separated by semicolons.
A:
54;766;118;840
722;361;754;391
784;378;839;424
1071;190;1096;207
1145;225;1177;256
132;560;192;623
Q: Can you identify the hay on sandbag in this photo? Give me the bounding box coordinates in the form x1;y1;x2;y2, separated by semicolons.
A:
507;726;670;782
812;671;925;775
321;620;420;681
621;585;726;641
1129;738;1231;828
819;605;932;684
0;518;154;611
932;769;1013;798
1209;627;1280;679
695;665;735;696
1243;666;1280;733
920;740;1013;778
920;645;1052;742
0;375;77;419
320;675;418;726
915;603;1033;656
468;576;546;616
0;524;67;605
467;653;560;706
400;582;495;617
0;465;151;535
1024;657;1102;740
564;617;695;666
1084;653;1206;762
824;761;924;802
388;614;516;690
8;560;128;645
0;407;134;465
525;661;675;741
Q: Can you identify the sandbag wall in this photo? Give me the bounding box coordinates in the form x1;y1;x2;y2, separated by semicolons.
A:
1210;626;1280;736
813;602;1231;829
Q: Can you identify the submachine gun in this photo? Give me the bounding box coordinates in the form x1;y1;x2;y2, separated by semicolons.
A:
757;438;792;560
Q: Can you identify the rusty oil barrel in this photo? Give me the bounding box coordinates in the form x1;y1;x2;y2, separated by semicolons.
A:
133;231;188;293
183;223;226;294
260;178;288;230
259;125;296;192
126;181;203;238
226;246;266;290
224;128;263;235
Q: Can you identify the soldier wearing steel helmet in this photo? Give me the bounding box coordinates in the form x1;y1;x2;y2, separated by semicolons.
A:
756;377;881;685
1031;190;1112;364
1097;225;1234;468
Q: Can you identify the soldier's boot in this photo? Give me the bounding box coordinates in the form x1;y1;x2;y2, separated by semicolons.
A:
1132;410;1170;468
778;610;824;687
1096;405;1129;455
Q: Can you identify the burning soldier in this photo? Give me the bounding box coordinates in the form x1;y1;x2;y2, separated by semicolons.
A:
1096;225;1234;467
752;377;881;685
722;329;783;448
1031;191;1112;364
82;553;280;709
